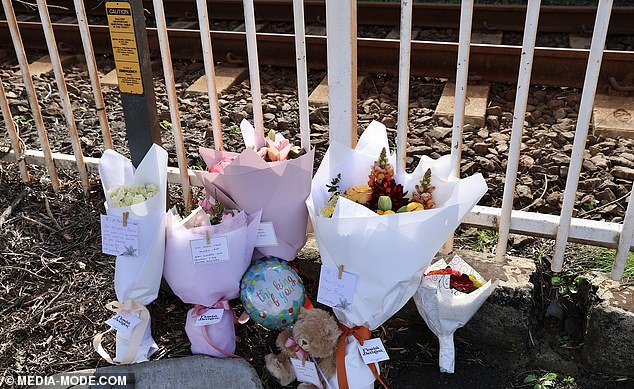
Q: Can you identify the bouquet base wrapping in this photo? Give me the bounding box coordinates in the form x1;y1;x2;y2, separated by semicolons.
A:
185;307;237;358
328;335;376;389
114;316;158;363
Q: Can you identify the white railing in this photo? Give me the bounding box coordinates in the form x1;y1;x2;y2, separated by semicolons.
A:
0;0;632;281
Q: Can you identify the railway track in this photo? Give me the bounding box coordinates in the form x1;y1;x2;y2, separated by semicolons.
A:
8;0;634;34
1;18;633;91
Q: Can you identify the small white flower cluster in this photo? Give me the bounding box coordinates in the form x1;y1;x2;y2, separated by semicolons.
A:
108;184;159;207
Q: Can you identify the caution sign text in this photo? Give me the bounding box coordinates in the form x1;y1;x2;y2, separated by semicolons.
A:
106;2;143;95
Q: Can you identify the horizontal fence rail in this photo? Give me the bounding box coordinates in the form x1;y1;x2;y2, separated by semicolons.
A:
0;0;632;281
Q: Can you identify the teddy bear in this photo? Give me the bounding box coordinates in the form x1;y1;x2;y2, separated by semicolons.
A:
265;307;341;388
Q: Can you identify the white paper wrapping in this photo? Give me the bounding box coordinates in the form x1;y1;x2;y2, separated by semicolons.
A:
306;121;488;387
97;144;168;363
413;256;497;373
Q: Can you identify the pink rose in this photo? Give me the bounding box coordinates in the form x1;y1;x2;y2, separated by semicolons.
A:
209;156;235;173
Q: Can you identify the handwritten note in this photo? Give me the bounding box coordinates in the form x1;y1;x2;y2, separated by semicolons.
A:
195;309;225;326
106;313;142;334
290;358;322;386
317;265;357;313
100;214;139;257
255;222;278;247
357;338;390;364
190;236;230;265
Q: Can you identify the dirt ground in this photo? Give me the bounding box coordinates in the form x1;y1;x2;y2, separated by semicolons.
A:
0;161;631;388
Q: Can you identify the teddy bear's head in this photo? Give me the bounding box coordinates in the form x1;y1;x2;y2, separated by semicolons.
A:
292;308;341;358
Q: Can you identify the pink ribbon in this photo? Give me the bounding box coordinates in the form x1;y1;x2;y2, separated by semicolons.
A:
191;300;239;358
285;335;309;362
191;300;232;318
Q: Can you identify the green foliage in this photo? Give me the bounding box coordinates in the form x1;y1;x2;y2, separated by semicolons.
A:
566;244;634;281
463;228;498;253
327;173;343;196
160;119;173;131
13;115;34;128
523;372;575;388
547;271;585;296
583;202;596;211
229;125;241;134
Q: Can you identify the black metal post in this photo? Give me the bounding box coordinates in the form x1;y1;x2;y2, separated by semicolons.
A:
105;0;160;167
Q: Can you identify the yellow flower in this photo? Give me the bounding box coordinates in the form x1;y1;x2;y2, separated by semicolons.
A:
468;274;485;288
344;185;373;205
407;202;425;212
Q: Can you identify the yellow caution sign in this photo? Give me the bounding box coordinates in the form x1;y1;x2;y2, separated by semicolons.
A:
106;2;143;95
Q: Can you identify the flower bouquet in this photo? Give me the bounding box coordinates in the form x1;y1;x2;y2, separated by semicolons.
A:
413;256;497;373
94;144;167;364
163;193;261;357
306;121;488;388
198;119;314;261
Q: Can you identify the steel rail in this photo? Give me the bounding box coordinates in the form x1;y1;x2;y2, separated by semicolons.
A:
8;0;634;34
2;20;633;89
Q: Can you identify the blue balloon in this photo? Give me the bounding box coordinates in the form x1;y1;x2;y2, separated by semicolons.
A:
240;258;305;329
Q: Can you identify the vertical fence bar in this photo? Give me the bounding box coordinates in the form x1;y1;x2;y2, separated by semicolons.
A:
326;0;357;148
612;187;634;280
395;0;413;175
292;0;311;152
552;0;613;272
243;0;265;142
196;0;224;151
153;0;193;211
442;0;473;254
495;0;541;263
37;0;90;193
2;0;60;192
449;0;473;178
73;0;113;150
0;77;30;182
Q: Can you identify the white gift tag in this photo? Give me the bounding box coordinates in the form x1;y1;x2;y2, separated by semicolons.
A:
290;358;322;387
100;214;139;257
357;338;390;364
254;222;278;247
195;309;225;326
105;313;142;334
190;236;230;265
317;265;357;313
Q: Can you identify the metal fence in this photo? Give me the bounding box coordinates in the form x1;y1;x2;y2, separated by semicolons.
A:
0;0;632;281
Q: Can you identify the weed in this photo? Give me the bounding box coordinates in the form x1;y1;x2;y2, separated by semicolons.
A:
523;372;574;389
462;228;498;253
583;202;595;212
13;115;34;128
565;244;634;281
229;125;241;134
548;272;585;296
160;120;173;131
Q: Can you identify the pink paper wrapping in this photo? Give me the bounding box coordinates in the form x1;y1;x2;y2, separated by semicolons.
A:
163;208;261;357
185;306;237;358
197;147;315;261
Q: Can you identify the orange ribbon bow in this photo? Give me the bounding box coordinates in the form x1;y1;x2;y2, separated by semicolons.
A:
336;323;388;389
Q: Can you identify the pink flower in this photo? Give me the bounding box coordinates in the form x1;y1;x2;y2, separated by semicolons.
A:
209;156;235;173
199;197;213;212
256;135;296;162
221;212;234;224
